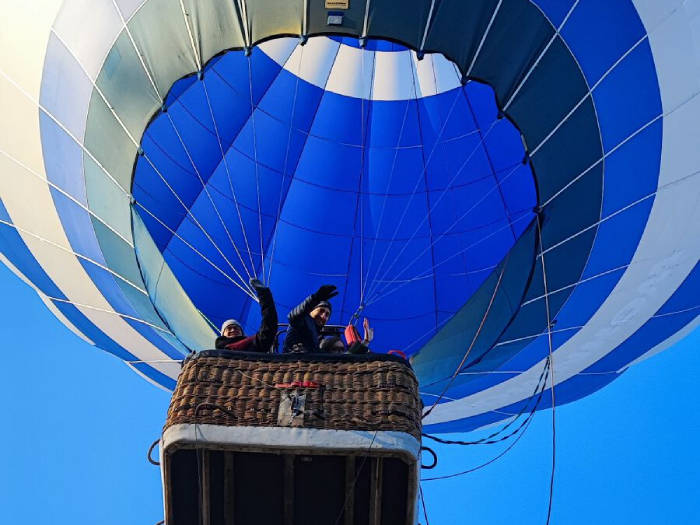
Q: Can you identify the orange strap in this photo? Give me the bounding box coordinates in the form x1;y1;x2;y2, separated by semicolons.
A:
344;323;361;344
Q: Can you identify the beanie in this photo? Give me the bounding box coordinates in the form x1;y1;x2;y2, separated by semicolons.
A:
220;319;243;336
315;300;332;313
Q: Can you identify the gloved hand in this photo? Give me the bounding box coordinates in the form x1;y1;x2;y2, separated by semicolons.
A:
249;278;269;296
313;284;338;302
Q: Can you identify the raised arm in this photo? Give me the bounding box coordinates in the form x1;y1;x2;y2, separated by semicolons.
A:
287;284;338;327
250;279;278;352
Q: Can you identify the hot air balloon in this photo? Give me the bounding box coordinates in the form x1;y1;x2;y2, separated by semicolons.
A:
1;0;699;522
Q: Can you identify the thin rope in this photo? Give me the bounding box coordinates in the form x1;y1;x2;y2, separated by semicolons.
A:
361;0;372;40
421;379;544;481
503;0;580;110
49;28;141;147
419;484;431;525
430;368;548;452
359;43;367;304
421;398;536;481
196;306;220;334
410;49;441;333
365;206;531;309
111;0;162;99
421;353;553;483
364;122;514;304
246;50;266;279
366;211;531;308
332;429;380;525
466;0;503;76
266;40;305;285
366;150;518;300
302;0;309;36
126;359;183;364
237;0;251;49
518;0;692;162
178;0;202;71
356;43;378;307
537;215;557;525
0;57;258;300
541;191;653;257
371;161;700;310
200;76;258;278
47;296;174;334
419;0;438;54
420;392;457;402
360;94;412;300
0;148;133;247
361;87;465;301
460;90;519;242
134;201;257;300
139;145;257;296
652;304;700;319
492;324;583;348
46;26;253;294
139;151;257;293
520;264;631;308
337;44;378;321
0;217;149;295
423;355;550;446
164;110;256;291
459;369;617;376
422;262;507;420
518;167;700;301
531;30;655;158
548;76;695;208
5;146;252;304
0;68;128;195
266;42;343;286
368;265;496;354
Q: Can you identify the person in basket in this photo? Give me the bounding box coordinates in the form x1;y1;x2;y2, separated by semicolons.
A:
215;278;278;353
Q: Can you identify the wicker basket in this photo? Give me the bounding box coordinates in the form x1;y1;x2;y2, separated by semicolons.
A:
165;350;422;439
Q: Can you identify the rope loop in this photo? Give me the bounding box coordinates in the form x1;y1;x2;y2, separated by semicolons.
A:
147;438;160;466
420;446;438;469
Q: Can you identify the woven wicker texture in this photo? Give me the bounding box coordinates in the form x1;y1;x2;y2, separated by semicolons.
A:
165;355;422;439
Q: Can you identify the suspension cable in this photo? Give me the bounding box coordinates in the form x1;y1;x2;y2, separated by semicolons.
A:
537;213;557;525
422;355;550;446
246;49;266;279
422;261;507;420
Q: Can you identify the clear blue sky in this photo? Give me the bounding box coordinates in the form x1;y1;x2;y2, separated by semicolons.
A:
0;261;698;524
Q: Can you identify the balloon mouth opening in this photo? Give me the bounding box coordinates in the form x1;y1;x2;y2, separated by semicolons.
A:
130;35;537;350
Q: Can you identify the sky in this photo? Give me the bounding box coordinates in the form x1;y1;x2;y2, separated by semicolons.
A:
0;261;698;525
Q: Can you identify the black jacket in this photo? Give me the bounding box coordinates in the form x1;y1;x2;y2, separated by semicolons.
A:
215;286;278;353
282;293;324;353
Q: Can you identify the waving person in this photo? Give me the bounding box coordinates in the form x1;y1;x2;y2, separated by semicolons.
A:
283;285;338;354
215;279;278;353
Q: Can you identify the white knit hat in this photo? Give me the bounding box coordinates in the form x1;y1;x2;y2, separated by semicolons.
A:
220;319;243;335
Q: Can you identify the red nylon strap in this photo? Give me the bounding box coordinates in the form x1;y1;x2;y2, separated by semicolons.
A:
388;349;408;360
274;381;321;389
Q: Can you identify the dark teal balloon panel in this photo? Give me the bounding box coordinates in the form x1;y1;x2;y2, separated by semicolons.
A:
132;42;536;354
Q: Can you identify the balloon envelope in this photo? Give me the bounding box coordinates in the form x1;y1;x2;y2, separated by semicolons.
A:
0;0;698;433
